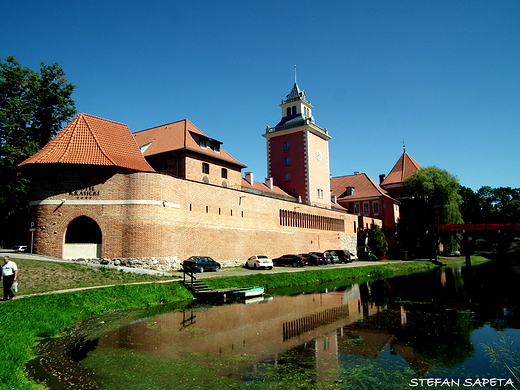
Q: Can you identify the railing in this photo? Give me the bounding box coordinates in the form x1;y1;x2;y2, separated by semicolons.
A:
180;263;197;290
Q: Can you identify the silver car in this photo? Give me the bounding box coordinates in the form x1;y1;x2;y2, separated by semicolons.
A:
246;255;273;270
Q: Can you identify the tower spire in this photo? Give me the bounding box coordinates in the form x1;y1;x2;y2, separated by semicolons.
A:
294;65;297;84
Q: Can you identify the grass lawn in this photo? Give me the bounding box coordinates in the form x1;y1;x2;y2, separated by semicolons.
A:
11;258;175;295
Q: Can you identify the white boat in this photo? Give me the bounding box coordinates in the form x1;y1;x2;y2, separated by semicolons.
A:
233;287;264;298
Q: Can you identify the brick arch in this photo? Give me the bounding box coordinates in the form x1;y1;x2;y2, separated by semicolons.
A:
63;216;102;259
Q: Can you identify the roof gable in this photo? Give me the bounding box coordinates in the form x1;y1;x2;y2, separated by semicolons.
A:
381;152;421;187
19;113;154;172
331;173;391;200
133;119;246;168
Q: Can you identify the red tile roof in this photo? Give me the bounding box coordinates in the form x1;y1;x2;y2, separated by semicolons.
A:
331;173;393;201
19;113;154;172
133;119;246;168
380;152;421;186
241;178;294;198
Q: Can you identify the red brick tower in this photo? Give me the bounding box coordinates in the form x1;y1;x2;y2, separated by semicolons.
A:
263;78;332;208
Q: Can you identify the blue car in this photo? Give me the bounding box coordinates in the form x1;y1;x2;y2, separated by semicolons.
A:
183;256;221;272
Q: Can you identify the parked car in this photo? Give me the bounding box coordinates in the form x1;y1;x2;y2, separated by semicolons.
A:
309;252;328;264
246;255;273;269
326;249;357;263
183;256;221;272
324;251;340;264
299;253;324;266
272;254;306;267
14;245;27;252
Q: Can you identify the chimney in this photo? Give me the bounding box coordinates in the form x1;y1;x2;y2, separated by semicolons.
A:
332;195;337;204
245;172;254;185
265;177;273;190
379;174;386;184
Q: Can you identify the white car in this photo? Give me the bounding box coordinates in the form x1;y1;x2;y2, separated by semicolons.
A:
246;255;273;270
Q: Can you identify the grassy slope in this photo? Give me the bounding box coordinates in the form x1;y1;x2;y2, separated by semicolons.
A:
0;256;490;390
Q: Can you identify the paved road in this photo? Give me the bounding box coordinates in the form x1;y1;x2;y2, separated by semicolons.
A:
0;250;404;300
1;250;397;280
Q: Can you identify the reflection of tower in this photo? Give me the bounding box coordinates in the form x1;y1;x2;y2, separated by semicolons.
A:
315;332;339;385
264;74;332;208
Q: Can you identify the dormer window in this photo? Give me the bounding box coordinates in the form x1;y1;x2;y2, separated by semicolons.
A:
199;139;207;148
212;142;220;153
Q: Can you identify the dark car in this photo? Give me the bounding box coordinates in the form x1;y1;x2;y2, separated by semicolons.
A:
309;252;328;264
183;256;221;272
299;253;324;266
326;250;356;263
273;254;306;267
324;251;340;264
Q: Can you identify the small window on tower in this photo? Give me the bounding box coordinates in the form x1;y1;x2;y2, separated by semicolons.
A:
283;142;290;151
286;107;291;117
292;106;296;115
202;163;209;174
284;173;291;182
284;157;290;166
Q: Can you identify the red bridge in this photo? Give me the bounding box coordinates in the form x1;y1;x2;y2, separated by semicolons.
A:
438;223;520;231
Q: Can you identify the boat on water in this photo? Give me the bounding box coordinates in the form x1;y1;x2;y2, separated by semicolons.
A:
233;287;264;298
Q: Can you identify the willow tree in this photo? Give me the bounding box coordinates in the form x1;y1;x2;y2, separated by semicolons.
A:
399;166;463;258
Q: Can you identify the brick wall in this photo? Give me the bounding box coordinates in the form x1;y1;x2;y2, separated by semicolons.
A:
27;166;358;270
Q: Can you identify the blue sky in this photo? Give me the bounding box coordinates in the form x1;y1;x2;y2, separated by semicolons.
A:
2;0;519;191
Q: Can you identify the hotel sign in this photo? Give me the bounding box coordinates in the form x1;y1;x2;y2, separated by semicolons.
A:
69;186;100;199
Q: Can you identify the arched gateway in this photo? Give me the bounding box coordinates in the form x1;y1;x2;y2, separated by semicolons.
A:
63;216;102;259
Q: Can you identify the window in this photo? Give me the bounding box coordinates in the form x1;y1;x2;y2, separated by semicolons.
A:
284;157;290;166
354;203;360;215
373;202;380;214
202;163;209;174
286;107;291;117
283;142;290;151
363;202;369;214
284;173;291;182
317;189;324;199
221;168;228;179
212;143;220;153
292;106;296;115
199;139;207;148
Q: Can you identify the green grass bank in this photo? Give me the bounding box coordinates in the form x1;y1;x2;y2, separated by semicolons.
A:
0;256;489;390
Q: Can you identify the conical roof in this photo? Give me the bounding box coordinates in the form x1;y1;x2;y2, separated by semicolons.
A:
380;152;421;186
19;113;154;172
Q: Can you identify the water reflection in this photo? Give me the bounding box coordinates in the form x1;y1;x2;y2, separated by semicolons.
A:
31;263;520;388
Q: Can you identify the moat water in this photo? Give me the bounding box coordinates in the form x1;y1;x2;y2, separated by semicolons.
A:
29;261;520;389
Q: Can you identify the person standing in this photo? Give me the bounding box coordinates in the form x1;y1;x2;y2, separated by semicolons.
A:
2;256;18;300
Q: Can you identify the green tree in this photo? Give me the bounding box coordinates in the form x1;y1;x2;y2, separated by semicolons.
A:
399;166;463;258
0;56;75;244
367;225;388;259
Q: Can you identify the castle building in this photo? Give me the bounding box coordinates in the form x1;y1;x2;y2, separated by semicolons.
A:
379;152;422;200
330;173;400;230
263;82;331;208
18;80;381;269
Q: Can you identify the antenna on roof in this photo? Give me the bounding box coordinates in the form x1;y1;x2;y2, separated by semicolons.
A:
403;140;406;153
294;65;297;84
